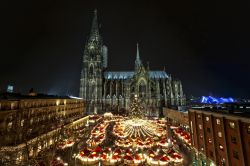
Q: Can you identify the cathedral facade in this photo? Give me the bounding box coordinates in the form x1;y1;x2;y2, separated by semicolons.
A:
79;10;185;115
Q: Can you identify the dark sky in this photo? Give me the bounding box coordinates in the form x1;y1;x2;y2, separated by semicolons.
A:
0;0;249;98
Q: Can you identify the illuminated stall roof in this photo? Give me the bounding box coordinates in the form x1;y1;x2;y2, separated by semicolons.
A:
104;71;168;80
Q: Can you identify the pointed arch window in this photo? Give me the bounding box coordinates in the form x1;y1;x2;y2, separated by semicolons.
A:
139;80;146;98
89;65;94;76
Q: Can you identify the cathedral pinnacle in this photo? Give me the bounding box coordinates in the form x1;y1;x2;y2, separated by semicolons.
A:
136;43;141;62
135;43;142;69
147;61;150;70
89;9;100;41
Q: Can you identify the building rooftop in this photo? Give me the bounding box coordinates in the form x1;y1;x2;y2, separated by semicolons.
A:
190;103;250;118
0;92;71;101
104;71;168;80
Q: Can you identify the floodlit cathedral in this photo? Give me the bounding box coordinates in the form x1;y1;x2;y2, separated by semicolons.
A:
79;10;186;115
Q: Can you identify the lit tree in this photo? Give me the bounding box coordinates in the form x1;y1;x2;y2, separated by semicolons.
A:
129;95;144;119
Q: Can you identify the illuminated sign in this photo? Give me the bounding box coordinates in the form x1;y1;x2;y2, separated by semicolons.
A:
201;96;234;104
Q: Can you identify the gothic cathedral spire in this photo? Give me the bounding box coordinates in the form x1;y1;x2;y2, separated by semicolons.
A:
79;9;104;114
135;43;142;70
85;9;102;57
89;9;100;41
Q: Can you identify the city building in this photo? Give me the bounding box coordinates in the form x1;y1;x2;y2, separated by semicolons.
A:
189;108;250;166
0;93;86;164
79;10;186;115
163;108;189;127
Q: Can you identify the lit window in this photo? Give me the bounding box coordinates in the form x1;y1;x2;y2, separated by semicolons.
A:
190;121;193;134
198;114;201;118
206;117;209;121
221;158;226;165
29;148;33;157
216;119;220;125
11;103;15;109
218;132;222;137
21;119;24;127
208;138;212;143
229;122;235;129
7;122;12;130
219;144;224;150
247;126;250;134
49;139;53;145
199;124;202;129
200;135;203;139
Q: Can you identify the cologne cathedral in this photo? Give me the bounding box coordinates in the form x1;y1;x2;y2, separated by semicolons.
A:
79;10;186;115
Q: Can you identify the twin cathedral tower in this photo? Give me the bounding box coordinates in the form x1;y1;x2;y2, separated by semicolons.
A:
79;10;185;115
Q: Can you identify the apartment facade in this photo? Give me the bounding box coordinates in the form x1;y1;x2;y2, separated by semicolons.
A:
189;109;250;166
0;96;86;164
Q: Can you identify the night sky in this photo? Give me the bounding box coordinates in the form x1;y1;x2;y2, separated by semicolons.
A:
0;0;249;98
